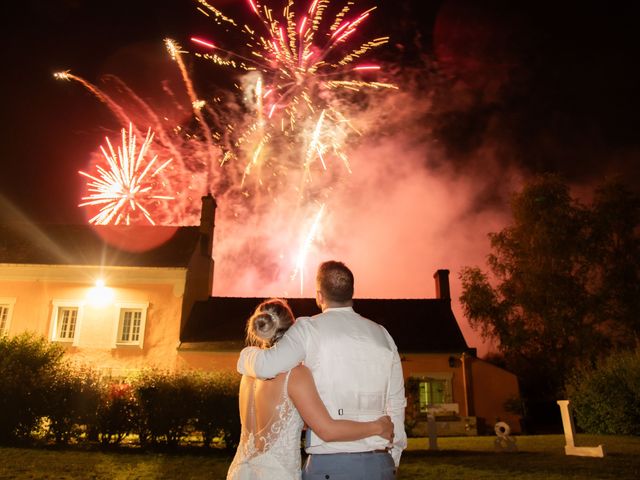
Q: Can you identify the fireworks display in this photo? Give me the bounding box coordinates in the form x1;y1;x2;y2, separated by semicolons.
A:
57;0;394;294
190;0;395;191
78;124;174;225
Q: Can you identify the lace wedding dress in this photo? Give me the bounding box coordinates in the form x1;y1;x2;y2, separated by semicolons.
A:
227;371;304;480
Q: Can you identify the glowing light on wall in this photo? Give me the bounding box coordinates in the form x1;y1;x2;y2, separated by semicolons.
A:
87;279;114;307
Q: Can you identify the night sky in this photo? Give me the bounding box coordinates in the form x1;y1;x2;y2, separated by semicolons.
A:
2;0;640;354
2;0;639;223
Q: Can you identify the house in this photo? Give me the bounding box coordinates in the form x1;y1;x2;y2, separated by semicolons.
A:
0;194;217;375
0;195;521;435
178;273;522;435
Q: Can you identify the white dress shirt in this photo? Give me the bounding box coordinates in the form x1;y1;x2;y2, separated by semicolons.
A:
237;306;407;467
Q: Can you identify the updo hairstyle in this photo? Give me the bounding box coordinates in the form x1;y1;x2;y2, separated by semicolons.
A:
246;298;295;348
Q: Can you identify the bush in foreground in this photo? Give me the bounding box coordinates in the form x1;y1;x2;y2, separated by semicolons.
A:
45;365;101;444
134;369;241;449
566;348;640;435
0;334;65;443
94;382;138;446
1;334;242;448
192;371;241;449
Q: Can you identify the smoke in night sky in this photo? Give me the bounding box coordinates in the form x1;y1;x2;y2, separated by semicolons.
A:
3;0;639;355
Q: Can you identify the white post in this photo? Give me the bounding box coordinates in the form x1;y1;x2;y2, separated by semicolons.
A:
427;413;438;451
556;400;605;457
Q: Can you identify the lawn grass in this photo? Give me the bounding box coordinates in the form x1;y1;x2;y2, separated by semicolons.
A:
400;435;640;479
0;435;639;479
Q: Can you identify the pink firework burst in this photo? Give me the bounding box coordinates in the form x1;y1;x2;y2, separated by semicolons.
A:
79;123;174;225
192;0;395;123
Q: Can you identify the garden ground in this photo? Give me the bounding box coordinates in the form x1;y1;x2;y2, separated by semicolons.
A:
1;435;639;479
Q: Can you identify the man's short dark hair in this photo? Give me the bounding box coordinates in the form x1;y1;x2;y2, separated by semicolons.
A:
317;261;354;303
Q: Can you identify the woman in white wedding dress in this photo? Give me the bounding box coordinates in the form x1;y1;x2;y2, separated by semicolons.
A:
226;298;393;480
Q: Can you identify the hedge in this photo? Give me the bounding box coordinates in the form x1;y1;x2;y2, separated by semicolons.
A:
0;334;241;447
192;371;241;449
46;365;101;444
0;334;66;442
94;382;138;446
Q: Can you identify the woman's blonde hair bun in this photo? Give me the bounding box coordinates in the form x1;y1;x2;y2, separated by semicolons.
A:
246;298;295;348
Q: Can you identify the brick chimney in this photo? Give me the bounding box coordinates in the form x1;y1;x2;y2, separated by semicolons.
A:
199;193;217;257
181;194;217;334
434;269;450;300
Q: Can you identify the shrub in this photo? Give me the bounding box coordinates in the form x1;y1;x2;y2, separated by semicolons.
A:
133;370;198;447
0;336;243;449
566;348;640;435
193;371;241;449
94;382;138;446
45;366;101;444
0;333;65;443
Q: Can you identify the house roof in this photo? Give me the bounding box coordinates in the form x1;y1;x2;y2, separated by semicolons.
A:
180;296;471;354
0;223;200;268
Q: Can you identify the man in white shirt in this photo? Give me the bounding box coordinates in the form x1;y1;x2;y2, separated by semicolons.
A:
237;261;407;479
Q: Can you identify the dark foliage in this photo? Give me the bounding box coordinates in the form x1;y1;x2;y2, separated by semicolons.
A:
0;334;65;443
192;372;241;449
567;349;640;435
460;175;640;415
0;334;242;448
45;365;101;444
94;382;138;446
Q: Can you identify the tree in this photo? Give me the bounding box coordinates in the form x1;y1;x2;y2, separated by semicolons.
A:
460;175;640;404
589;181;640;347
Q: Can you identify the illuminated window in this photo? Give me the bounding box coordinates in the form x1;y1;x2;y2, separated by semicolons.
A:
50;301;83;345
0;306;8;335
415;375;453;413
115;303;148;347
57;308;78;340
0;298;16;336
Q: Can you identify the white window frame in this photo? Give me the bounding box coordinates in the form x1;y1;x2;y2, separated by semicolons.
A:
50;300;84;346
114;302;148;348
0;297;16;336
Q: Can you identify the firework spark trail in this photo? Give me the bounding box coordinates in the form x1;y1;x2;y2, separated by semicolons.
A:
54;71;134;129
304;109;327;178
100;75;186;164
292;203;325;294
78;123;174;225
165;39;219;184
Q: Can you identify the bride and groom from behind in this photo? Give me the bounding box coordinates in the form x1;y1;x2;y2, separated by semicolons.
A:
228;261;407;480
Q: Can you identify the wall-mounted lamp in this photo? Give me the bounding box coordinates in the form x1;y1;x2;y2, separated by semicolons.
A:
87;278;114;307
448;356;457;368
